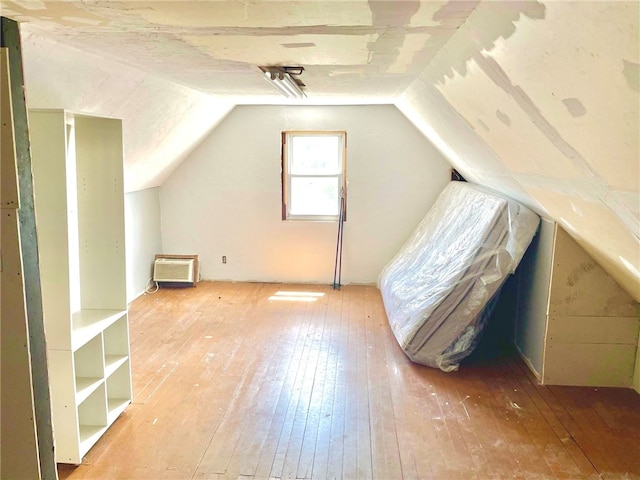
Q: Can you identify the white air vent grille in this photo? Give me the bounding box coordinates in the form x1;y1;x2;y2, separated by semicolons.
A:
153;258;195;283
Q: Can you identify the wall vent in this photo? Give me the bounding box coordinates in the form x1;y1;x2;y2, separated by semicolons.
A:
153;254;198;286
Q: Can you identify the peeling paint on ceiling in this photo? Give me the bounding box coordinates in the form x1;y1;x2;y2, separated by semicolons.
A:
561;98;586;117
399;0;639;299
1;0;473;98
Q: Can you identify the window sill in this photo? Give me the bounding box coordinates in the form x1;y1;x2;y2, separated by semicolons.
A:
284;215;341;222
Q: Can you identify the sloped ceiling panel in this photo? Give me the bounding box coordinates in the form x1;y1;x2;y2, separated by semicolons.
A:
399;1;640;300
19;28;234;192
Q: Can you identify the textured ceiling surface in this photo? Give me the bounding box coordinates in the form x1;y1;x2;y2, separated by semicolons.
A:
1;0;477;100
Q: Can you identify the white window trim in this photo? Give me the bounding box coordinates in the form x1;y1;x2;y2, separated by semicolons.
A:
282;130;347;222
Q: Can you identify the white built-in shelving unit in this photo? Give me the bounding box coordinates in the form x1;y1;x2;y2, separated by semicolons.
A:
29;110;131;464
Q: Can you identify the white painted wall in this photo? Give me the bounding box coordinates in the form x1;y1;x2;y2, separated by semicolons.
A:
399;1;640;302
161;105;451;284
19;28;234;192
125;187;162;302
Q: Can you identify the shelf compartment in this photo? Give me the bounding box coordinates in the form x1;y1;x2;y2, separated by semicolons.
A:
104;355;128;378
103;315;129;357
71;309;126;351
74;335;104;403
78;425;108;458
77;383;108;457
106;359;131;424
107;398;130;424
75;114;127;312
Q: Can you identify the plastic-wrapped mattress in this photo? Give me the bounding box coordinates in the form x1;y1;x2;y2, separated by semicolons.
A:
378;182;539;372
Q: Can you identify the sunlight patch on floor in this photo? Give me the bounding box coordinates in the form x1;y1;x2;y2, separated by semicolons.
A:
268;291;326;302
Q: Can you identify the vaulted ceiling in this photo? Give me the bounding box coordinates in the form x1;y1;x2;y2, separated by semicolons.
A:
1;0;638;300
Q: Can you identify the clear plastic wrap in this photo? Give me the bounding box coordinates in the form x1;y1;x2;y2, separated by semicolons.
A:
378;182;539;372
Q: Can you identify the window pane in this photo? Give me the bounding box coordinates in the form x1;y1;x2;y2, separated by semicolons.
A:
291;135;341;175
290;177;339;216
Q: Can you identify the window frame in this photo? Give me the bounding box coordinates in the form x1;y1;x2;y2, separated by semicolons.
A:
281;130;347;222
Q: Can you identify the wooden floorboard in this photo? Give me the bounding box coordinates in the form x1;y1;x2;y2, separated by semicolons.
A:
57;281;640;480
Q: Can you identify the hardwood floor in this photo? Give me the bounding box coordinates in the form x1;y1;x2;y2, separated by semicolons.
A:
58;282;640;480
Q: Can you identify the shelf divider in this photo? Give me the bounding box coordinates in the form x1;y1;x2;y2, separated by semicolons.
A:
104;355;128;378
75;377;104;405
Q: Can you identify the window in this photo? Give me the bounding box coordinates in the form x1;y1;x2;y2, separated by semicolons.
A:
282;131;347;221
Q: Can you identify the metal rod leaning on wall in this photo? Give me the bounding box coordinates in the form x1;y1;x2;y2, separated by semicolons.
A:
333;187;345;290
